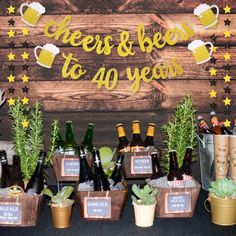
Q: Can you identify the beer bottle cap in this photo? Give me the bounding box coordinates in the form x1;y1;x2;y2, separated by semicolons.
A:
132;120;140;123
116;123;124;127
148;123;156;127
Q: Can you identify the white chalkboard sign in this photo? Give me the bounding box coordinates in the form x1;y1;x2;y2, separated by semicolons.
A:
0;203;21;225
84;197;111;219
131;153;152;174
165;193;191;213
61;158;80;176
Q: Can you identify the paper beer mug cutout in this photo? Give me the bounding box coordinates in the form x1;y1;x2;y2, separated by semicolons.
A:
34;44;60;68
188;40;214;64
20;2;46;27
194;4;219;29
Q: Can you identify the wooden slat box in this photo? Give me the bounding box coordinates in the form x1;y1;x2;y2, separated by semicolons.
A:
155;180;201;218
122;151;153;178
75;185;128;221
52;154;80;182
0;193;44;227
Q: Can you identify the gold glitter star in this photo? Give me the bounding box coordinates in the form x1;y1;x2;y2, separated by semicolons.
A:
7;97;15;106
21;52;29;60
7;5;15;14
21;74;29;83
212;46;217;53
22;120;29;128
224;5;231;14
224;52;231;61
224;30;231;38
223;97;231;106
7;29;15;38
209;90;217;98
22;28;29;36
223;74;231;83
7;74;15;83
209;68;217;76
7;52;15;61
21;96;29;105
224;119;231;127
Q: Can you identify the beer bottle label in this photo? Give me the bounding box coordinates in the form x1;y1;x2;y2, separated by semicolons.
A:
64;147;76;155
147;124;155;137
132;122;141;134
117;126;126;137
119;146;130;152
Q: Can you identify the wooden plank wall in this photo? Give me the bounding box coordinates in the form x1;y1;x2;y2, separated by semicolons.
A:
0;0;235;150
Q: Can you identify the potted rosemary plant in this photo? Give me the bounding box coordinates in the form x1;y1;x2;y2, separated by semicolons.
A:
8;99;58;183
206;178;236;226
162;95;197;176
131;184;158;227
42;186;74;228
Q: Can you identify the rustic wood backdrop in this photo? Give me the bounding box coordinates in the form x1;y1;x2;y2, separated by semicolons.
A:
0;0;235;150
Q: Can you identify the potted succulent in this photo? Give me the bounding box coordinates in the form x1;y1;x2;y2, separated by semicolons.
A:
131;184;158;227
42;186;74;228
206;178;236;226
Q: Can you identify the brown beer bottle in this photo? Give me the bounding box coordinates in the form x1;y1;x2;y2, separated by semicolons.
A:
197;116;215;134
116;124;130;152
167;150;183;181
144;123;156;149
179;147;193;176
0;150;12;188
11;154;24;189
219;121;232;135
150;150;164;179
210;112;222;135
130;120;144;152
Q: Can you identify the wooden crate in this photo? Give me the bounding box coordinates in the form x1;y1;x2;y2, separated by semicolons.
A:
52;154;80;182
122;151;153;179
155;180;201;218
75;185;128;220
0;193;44;227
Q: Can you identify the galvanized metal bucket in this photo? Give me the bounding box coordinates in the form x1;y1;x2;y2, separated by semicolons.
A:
196;133;214;191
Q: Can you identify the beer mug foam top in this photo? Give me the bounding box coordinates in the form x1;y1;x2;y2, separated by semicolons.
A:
188;40;213;64
34;44;60;68
20;2;46;27
28;2;46;14
194;3;219;29
43;44;60;55
194;3;210;16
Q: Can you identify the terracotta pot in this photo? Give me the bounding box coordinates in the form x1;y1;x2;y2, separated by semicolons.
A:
132;201;156;227
50;201;74;228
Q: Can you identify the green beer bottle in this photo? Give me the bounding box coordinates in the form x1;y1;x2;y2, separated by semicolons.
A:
82;123;94;153
64;121;77;155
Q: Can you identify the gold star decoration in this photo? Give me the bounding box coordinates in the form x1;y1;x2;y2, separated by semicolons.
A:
209;67;217;76
209;90;217;98
21;52;29;60
22;28;29;36
7;5;15;14
7;74;15;83
7;97;15;106
21;96;29;105
212;46;217;53
224;119;231;127
223;97;231;106
7;52;15;61
224;5;231;14
224;52;231;61
7;29;15;38
21;74;29;83
22;120;29;128
223;74;231;83
224;30;231;38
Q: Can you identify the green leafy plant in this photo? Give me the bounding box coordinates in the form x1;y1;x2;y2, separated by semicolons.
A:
131;184;158;205
42;186;74;206
162;95;197;172
8;98;58;181
209;178;236;199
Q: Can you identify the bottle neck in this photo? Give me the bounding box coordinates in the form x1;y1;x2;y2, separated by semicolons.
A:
132;122;141;134
169;151;179;170
117;125;126;138
65;122;75;142
83;126;94;144
146;124;155;137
